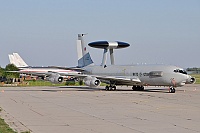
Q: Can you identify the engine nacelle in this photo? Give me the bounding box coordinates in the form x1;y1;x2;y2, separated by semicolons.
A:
186;76;196;84
47;73;63;84
83;76;101;87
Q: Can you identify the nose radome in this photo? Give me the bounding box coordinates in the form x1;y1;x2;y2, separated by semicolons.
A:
186;75;196;84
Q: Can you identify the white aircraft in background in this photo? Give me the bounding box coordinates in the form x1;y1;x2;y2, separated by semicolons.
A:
8;53;79;83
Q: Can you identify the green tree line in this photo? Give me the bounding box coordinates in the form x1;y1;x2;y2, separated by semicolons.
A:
0;64;19;79
186;67;200;71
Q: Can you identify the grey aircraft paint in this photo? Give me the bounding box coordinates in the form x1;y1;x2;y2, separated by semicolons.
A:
75;34;195;92
82;65;190;87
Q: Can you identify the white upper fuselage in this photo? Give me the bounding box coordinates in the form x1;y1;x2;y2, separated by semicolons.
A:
18;67;78;77
82;64;191;87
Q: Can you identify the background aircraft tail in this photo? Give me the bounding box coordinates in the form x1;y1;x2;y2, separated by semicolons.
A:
9;53;28;67
8;54;16;65
77;34;94;67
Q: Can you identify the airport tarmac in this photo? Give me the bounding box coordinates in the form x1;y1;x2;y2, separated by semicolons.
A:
0;85;200;133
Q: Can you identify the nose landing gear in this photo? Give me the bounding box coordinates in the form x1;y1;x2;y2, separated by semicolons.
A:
169;87;176;93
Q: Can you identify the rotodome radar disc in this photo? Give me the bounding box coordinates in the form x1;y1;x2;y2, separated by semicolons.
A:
88;41;130;49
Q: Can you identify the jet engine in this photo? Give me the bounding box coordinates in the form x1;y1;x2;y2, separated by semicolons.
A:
186;76;196;84
47;73;63;84
83;76;101;87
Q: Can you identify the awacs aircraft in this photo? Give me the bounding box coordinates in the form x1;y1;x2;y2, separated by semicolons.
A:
55;34;195;93
8;53;78;83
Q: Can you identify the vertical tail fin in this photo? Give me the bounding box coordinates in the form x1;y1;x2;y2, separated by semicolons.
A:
12;53;28;67
77;34;94;67
8;54;18;66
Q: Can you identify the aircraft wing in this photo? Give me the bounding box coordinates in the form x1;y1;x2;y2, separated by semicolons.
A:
96;75;141;85
58;73;141;85
8;70;141;85
97;75;140;82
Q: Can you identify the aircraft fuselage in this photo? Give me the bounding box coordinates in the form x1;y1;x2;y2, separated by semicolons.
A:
83;64;191;87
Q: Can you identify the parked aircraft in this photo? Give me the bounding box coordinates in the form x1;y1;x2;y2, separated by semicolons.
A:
55;34;195;93
8;53;78;83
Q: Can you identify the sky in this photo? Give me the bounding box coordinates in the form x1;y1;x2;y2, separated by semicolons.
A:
0;0;200;68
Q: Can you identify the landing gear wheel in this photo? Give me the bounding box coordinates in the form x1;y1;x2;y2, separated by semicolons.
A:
132;86;136;91
112;86;116;91
169;87;176;93
109;86;113;91
105;86;109;91
140;86;144;91
132;86;144;91
105;85;117;91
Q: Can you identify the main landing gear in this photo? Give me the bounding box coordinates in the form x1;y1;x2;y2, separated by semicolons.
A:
105;85;116;91
132;85;144;91
169;86;176;93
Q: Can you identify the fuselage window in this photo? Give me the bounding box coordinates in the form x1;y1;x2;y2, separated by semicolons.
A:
143;73;149;76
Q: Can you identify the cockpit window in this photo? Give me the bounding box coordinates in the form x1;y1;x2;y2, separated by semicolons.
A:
174;69;187;75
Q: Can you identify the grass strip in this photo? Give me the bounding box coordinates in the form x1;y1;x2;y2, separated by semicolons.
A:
0;108;30;133
0;108;16;133
191;74;200;84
